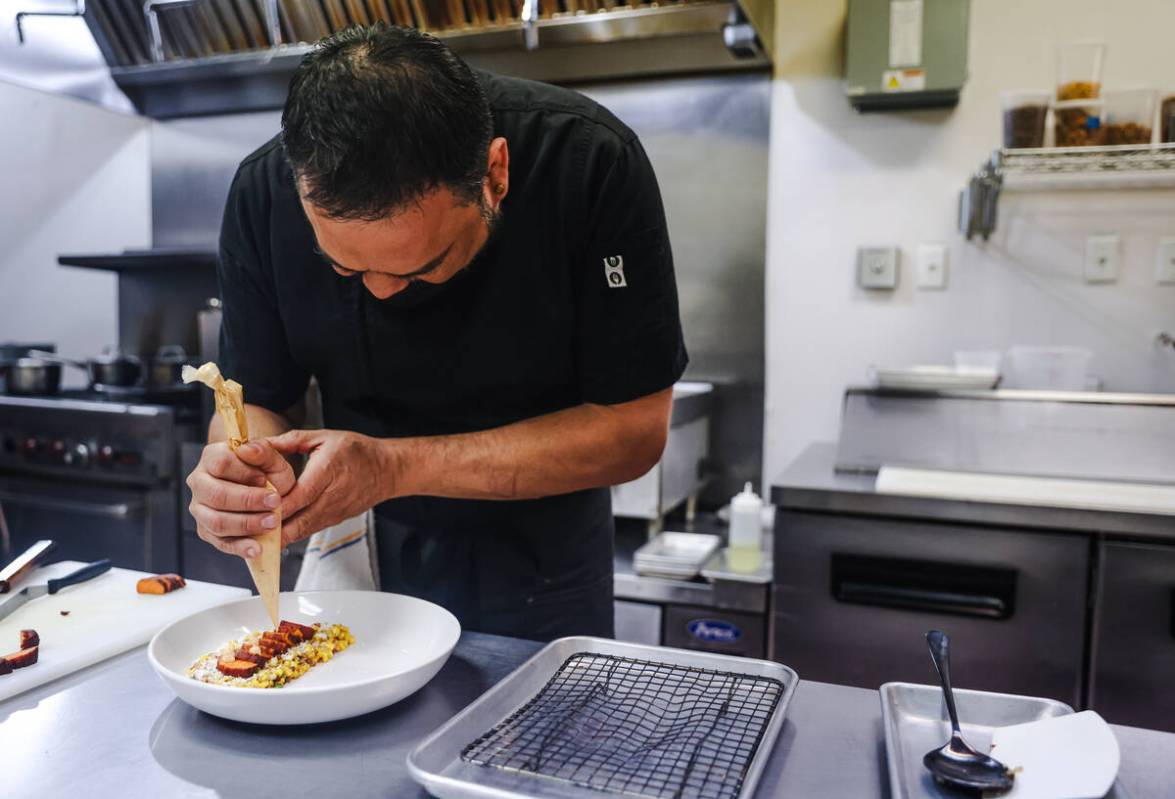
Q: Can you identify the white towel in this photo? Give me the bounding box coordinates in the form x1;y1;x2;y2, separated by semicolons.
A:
294;510;380;591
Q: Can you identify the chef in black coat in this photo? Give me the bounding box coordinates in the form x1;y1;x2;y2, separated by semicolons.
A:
185;24;687;641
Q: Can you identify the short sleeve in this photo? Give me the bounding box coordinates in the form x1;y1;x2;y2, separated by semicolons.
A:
576;136;688;405
217;169;310;414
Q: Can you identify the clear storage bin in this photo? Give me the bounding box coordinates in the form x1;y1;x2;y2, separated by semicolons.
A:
1001;90;1050;149
1053;99;1104;147
1055;41;1105;101
1103;89;1157;145
1159;93;1175;143
1005;346;1093;391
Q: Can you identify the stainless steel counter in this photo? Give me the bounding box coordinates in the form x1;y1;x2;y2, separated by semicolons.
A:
2;633;1172;798
773;442;1175;540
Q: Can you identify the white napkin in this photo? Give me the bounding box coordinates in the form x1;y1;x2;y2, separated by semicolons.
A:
294;510;380;591
987;711;1120;799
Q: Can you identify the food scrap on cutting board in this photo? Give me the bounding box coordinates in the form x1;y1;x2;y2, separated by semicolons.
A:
0;628;39;676
188;620;354;689
136;573;186;594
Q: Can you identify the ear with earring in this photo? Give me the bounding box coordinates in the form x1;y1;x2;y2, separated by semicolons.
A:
493;183;506;194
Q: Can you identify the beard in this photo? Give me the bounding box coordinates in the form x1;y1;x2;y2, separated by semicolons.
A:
375;199;502;310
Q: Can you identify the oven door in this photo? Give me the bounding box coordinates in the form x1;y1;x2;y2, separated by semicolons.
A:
0;474;156;570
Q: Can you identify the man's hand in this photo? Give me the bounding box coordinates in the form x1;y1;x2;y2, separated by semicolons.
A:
265;429;399;545
186;441;296;558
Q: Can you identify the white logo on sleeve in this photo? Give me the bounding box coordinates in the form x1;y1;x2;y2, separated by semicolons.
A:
604;255;627;288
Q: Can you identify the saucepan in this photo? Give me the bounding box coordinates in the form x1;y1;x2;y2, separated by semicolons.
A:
143;345;189;388
5;357;63;395
11;349;143;394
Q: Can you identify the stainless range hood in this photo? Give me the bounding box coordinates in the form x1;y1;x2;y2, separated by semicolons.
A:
26;0;770;117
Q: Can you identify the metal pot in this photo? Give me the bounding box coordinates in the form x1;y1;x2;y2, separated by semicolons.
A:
6;358;62;396
88;350;142;387
145;345;188;388
27;349;142;388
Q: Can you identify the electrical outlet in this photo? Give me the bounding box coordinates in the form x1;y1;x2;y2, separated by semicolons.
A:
916;243;948;289
1085;235;1120;284
858;246;899;289
1156;237;1175;284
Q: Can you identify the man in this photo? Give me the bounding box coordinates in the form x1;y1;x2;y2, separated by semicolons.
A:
185;24;686;641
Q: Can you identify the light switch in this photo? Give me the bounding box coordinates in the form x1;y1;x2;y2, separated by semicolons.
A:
915;243;948;289
1085;235;1120;284
857;246;899;290
1156;237;1175;284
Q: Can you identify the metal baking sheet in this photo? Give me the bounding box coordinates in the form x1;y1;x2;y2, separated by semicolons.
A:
880;682;1073;799
409;636;798;799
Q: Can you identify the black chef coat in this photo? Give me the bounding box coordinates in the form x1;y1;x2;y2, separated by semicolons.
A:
217;71;687;641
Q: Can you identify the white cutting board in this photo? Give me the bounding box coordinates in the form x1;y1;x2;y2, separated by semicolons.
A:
876;466;1175;516
0;561;250;702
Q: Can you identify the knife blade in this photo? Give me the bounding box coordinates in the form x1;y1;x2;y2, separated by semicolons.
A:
0;559;112;624
0;540;57;593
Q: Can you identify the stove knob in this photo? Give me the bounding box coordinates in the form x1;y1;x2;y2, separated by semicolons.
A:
50;440;66;462
22;437;40;457
64;443;91;467
97;444;115;465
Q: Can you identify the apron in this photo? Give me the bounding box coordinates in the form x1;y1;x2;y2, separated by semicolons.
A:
373;488;615;641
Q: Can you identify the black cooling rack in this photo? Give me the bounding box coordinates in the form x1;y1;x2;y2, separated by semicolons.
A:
461;652;785;799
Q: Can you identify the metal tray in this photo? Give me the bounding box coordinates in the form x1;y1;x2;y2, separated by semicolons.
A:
409;636;798;799
633;532;722;579
880;682;1074;799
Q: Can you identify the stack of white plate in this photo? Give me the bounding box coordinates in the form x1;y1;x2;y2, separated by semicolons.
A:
869;365;1000;391
633;532;722;580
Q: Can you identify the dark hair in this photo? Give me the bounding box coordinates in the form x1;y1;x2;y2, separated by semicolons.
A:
281;24;494;221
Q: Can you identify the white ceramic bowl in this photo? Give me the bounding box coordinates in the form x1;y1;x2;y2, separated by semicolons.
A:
148;590;460;725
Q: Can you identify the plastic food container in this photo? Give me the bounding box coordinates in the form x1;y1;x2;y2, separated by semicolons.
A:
1103;89;1157;145
1055;41;1105;100
1160;93;1175;143
954;349;1003;374
1005;346;1093;391
1053;99;1104;147
1001;90;1050;148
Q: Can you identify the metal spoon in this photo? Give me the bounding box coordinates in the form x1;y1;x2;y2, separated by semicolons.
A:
923;630;1014;793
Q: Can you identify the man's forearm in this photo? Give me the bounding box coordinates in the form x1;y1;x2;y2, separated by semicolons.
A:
391;389;672;501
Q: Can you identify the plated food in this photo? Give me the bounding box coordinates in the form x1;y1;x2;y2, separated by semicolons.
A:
149;590;460;724
188;619;354;689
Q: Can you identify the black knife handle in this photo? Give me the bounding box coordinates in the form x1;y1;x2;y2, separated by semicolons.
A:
47;559;112;594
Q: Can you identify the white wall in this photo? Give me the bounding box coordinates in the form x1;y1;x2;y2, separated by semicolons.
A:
765;0;1175;481
0;80;150;380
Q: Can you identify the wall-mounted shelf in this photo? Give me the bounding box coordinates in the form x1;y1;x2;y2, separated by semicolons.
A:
960;143;1175;239
58;249;218;272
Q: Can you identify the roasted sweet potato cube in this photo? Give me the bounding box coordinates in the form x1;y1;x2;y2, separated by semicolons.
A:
159;574;186;591
262;632;293;647
19;629;39;649
0;658;11;676
5;645;38;669
278;620;318;639
136;577;166;595
279;626;305;643
235;648;268;665
216;659;260;678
